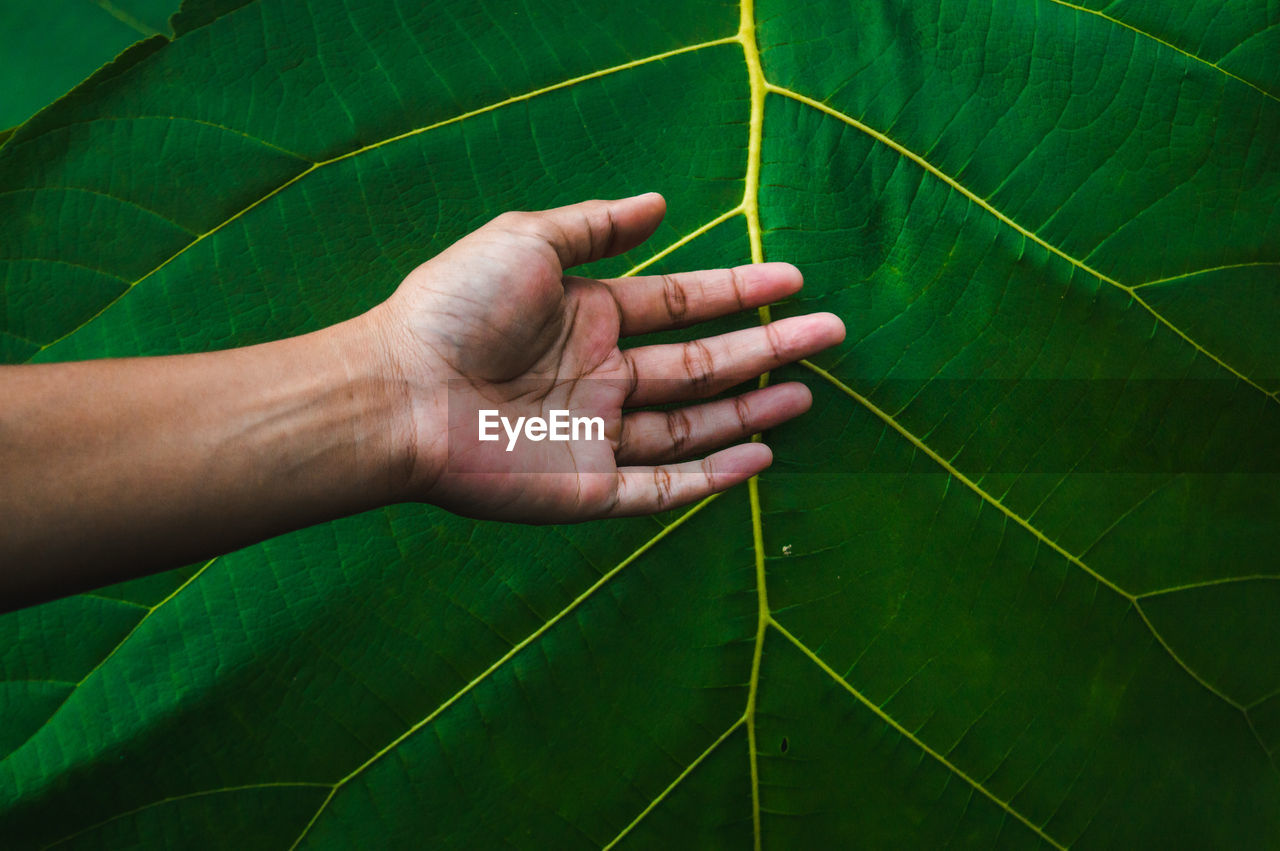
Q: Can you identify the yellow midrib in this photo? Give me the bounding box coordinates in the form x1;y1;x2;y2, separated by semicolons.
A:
735;1;1278;841
737;1;771;848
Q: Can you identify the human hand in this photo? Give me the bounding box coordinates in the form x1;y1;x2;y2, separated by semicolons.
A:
367;193;846;522
0;193;845;605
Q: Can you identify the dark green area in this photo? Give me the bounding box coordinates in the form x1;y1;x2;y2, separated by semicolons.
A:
1;0;1278;847
0;0;178;130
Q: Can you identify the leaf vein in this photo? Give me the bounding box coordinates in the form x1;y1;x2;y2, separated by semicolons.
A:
770;618;1067;851
24;36;741;362
286;495;720;850
601;715;746;850
40;781;333;850
1042;0;1280;104
0;559;215;765
767;83;1278;403
739;1;770;845
1132;261;1280;289
800;359;1276;762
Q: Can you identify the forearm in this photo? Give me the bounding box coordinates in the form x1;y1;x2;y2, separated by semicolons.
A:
0;312;413;609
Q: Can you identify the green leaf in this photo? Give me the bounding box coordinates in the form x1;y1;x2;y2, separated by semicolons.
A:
3;0;1279;847
0;0;180;131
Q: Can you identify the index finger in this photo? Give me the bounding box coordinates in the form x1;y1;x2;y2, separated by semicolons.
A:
602;262;804;336
494;193;667;270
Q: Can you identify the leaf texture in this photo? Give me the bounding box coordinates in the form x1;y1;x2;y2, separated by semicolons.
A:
2;0;1279;847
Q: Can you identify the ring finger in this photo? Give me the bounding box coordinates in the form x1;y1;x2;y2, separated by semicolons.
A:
616;382;813;465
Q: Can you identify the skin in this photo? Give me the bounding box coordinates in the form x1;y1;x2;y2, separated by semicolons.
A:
0;193;845;611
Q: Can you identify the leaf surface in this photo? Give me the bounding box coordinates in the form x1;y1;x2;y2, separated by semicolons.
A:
0;0;179;130
2;0;1279;847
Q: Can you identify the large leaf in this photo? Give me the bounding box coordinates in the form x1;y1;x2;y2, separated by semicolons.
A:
2;0;1279;846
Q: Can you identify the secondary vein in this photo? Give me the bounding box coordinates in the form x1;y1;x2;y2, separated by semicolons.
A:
1042;0;1280;104
286;495;720;849
771;619;1068;851
765;83;1278;404
799;358;1272;756
26;35;742;361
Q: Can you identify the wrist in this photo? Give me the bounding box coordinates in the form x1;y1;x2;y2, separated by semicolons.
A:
331;302;449;505
312;310;422;506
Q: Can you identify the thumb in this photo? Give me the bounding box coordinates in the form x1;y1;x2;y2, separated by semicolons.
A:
500;193;667;270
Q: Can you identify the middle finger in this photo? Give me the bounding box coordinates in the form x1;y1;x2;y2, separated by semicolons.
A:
622;312;845;406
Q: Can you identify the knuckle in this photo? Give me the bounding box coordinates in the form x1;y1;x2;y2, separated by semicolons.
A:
615;418;631;458
578;474;615;513
701;457;719;491
599;476;623;518
666;409;694;456
578;210;598;260
652;467;675;509
727;266;748;311
600;206;619;255
548;217;573;250
764;322;788;363
661;274;690;322
622;351;642;401
682;340;716;387
732;394;752;433
490;209;530;230
576;205;617;262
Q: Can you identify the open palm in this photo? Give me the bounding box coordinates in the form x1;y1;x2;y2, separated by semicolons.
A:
376;193;845;522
